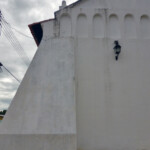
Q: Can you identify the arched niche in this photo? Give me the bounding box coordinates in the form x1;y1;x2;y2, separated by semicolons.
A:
108;14;120;38
77;14;88;37
93;14;104;38
60;14;71;37
124;14;136;38
140;15;150;38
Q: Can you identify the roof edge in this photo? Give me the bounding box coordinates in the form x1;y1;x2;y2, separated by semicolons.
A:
29;0;84;46
29;19;54;46
54;0;83;16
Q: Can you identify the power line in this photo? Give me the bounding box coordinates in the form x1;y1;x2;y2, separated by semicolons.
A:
2;18;33;39
2;12;30;65
0;10;2;35
0;12;30;66
1;23;30;67
11;26;33;39
0;62;20;83
1;21;30;66
0;8;32;39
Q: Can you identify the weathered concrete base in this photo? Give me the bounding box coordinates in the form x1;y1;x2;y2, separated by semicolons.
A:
0;134;76;150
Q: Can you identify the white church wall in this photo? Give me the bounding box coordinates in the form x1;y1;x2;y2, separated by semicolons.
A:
77;14;88;37
75;38;150;150
140;15;150;39
0;15;77;148
70;0;107;9
42;20;54;39
93;14;104;38
137;0;150;10
0;135;76;150
1;0;150;150
108;14;120;38
124;14;136;38
60;14;72;37
0;37;76;134
57;8;150;40
60;1;150;150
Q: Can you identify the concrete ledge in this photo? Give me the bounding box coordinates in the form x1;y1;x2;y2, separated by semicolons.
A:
0;134;76;150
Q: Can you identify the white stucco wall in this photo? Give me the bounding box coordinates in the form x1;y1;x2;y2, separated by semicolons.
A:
73;1;150;150
0;0;150;149
57;1;150;150
76;38;150;150
0;23;76;149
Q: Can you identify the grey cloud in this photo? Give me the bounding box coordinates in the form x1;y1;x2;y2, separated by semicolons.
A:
0;0;76;110
0;82;18;92
0;98;11;104
7;0;57;26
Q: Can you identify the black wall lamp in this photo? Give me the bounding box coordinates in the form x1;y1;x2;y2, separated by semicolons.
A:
113;41;121;61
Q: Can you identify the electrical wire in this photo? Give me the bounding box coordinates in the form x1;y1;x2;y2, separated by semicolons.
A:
0;62;20;83
0;8;30;37
11;27;33;39
1;16;30;53
1;14;30;53
0;10;2;36
1;21;30;66
1;14;30;66
2;20;24;52
1;20;29;59
2;18;33;39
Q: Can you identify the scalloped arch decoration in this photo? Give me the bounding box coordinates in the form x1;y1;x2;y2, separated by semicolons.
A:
108;14;120;38
77;14;88;37
140;15;150;38
60;14;71;37
124;14;136;38
93;14;104;38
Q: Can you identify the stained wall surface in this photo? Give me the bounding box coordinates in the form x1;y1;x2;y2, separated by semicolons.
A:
62;0;150;150
0;25;76;149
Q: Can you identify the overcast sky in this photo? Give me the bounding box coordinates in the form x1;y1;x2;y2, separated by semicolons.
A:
0;0;76;110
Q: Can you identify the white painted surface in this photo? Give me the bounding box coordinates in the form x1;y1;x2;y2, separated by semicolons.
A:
93;14;104;38
77;14;88;37
0;37;76;134
1;0;150;149
109;14;120;38
124;14;136;38
60;14;71;37
0;33;76;149
140;15;150;38
0;135;76;150
76;38;150;150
